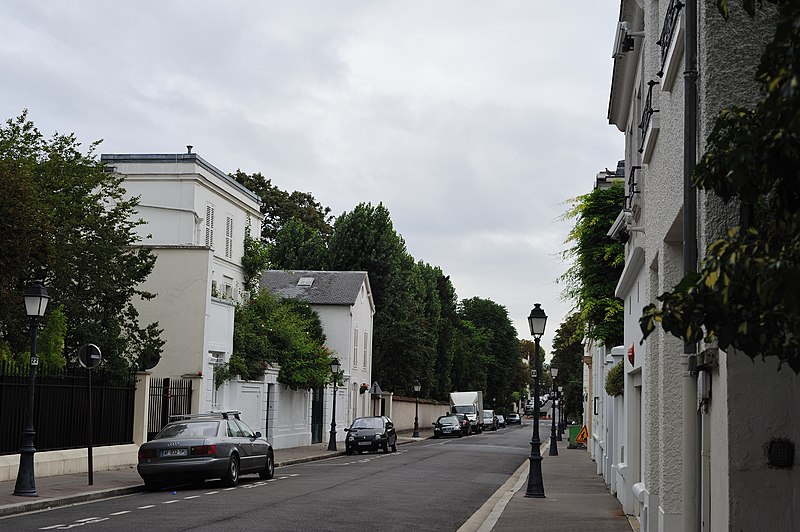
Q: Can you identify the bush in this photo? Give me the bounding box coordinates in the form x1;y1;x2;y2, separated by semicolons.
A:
605;361;624;397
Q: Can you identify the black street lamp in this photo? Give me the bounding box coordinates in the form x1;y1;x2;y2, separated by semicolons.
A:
412;381;421;438
14;281;50;497
327;357;341;451
548;362;559;456
525;303;547;498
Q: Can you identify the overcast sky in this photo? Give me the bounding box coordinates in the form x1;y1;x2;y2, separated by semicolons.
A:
2;1;623;355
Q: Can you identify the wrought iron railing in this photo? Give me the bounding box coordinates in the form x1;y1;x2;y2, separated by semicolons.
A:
147;377;194;440
657;0;684;77
626;166;642;210
638;80;660;153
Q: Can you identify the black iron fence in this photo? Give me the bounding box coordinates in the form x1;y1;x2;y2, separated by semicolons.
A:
0;362;136;455
147;377;193;440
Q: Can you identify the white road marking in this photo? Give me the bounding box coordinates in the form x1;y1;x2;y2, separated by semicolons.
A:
39;525;65;530
204;490;219;494
137;505;156;509
162;500;180;504
109;511;130;516
183;495;200;499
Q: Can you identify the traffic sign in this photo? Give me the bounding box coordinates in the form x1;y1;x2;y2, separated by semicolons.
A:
575;424;588;443
77;344;102;369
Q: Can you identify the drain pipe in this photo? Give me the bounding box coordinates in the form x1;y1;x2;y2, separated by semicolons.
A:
683;0;700;531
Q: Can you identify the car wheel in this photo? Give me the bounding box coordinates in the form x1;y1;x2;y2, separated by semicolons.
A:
259;449;275;480
391;439;397;452
382;441;389;453
222;455;240;487
143;480;160;492
346;448;354;455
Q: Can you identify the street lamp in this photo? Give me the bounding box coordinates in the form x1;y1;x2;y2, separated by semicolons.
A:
525;303;547;498
327;357;341;451
14;281;50;497
412;381;421;438
549;362;559;456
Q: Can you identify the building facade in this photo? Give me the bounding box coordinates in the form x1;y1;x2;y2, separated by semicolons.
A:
606;1;798;531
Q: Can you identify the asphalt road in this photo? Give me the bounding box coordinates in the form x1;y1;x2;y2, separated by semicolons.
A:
3;423;540;531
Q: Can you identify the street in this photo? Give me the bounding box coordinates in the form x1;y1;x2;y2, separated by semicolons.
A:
1;423;541;531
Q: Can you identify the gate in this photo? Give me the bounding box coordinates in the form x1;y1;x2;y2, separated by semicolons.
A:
311;386;323;443
147;377;193;440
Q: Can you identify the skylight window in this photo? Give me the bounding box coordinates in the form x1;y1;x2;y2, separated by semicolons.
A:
297;277;315;287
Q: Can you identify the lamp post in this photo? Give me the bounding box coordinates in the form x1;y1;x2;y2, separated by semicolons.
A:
412;381;421;438
327;357;341;451
14;281;50;497
548;362;559;456
525;303;547;498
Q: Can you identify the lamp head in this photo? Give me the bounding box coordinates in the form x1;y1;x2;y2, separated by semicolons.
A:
527;303;547;337
24;281;49;318
413;380;421;393
550;362;558;378
330;357;341;374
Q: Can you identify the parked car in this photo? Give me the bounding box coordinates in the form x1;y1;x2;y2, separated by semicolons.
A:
137;411;274;491
496;414;506;428
506;413;522;425
433;415;464;438
481;409;498;431
454;413;471;436
345;416;398;454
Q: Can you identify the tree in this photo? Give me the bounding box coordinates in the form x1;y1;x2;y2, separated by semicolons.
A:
0;112;163;377
222;290;332;389
230;170;333;244
641;0;800;372
560;182;625;346
458;297;524;411
549;313;585;423
269;218;327;270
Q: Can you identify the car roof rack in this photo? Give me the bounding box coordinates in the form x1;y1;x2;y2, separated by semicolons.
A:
169;410;241;421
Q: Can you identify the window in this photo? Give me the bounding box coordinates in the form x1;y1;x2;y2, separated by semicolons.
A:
353;328;359;367
363;331;368;369
205;204;215;248
225;216;234;259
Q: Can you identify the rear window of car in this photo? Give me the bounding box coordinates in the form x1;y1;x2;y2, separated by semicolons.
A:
156;421;219;439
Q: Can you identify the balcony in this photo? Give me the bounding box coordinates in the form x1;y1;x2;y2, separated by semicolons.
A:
638;80;660;162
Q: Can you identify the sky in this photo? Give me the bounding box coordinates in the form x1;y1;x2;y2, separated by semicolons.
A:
1;1;624;355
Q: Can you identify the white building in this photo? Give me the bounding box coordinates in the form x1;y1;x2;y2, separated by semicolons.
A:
101;149;263;417
260;270;375;448
606;2;798;531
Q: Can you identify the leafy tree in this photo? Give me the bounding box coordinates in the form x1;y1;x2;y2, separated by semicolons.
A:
230;170;333;244
560;182;625;346
269;218;327;270
549;313;585;423
0;112;163;378
221;290;332;389
458;297;524;411
241;219;270;293
641;0;800;372
451;319;491;392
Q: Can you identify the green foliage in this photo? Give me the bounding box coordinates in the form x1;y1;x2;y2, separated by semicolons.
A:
550;313;585;423
230;170;333;244
269;218;327;270
560;182;625;346
221;290;332;389
241;219;270;293
0;111;162;379
641;2;800;372
605;362;624;397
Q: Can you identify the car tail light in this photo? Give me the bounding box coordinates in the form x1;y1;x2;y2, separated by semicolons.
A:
138;448;157;460
190;444;217;456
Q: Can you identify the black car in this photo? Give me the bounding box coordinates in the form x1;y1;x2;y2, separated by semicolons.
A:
433;415;464;438
506;413;522;425
345;416;398;454
137;411;274;490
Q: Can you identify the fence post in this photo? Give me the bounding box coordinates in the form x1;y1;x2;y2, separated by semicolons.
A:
133;372;151;446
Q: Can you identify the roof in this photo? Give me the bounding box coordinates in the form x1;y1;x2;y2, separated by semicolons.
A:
259;270;370;306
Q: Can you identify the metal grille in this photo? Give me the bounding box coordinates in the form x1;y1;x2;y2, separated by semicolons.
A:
147;377;194;440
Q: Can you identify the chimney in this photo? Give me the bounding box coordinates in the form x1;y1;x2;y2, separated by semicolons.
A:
186;145;193;154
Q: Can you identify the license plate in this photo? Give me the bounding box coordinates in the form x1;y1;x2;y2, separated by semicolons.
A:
358;441;372;446
161;448;187;457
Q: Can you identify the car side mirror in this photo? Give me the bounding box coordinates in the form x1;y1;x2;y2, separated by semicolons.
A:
255;431;262;438
344;428;350;432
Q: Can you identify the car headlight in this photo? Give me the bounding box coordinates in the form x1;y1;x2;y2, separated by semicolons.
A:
374;434;382;440
347;435;354;441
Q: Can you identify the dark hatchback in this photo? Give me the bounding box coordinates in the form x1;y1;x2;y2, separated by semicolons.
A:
433;415;464;438
137;411;274;490
345;416;398;454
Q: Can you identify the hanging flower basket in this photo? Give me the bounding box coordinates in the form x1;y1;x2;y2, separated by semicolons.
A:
359;383;369;394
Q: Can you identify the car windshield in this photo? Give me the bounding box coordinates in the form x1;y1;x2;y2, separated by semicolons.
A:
437;416;458;425
451;405;476;415
155;421;219;439
351;417;384;429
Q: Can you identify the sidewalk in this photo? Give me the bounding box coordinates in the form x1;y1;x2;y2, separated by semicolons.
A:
0;429;635;531
471;436;635;532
